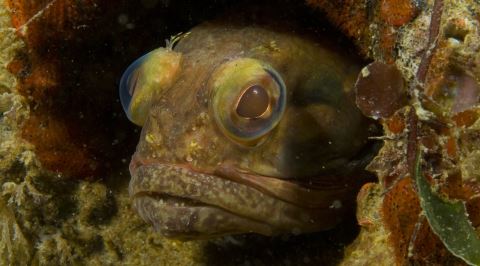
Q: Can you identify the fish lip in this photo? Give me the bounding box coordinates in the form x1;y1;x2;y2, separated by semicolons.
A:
129;162;279;237
129;158;348;237
213;162;352;209
129;158;351;209
131;191;274;239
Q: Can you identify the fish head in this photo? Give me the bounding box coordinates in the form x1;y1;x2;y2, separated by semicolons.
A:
120;20;376;239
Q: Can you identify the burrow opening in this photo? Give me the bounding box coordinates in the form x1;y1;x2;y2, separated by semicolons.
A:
9;0;380;264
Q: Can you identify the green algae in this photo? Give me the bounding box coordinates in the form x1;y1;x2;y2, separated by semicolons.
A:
415;152;480;266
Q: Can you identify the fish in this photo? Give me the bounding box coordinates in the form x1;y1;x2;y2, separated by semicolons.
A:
119;9;377;239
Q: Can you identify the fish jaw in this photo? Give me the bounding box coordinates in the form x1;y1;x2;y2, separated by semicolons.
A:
128;160;350;239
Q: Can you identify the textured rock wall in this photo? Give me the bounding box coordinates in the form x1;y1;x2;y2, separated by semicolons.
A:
0;1;208;265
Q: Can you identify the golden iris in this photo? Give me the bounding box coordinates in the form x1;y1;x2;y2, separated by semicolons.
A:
210;58;286;145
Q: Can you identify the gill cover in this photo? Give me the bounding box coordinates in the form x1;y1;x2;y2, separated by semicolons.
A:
119;48;182;126
210;58;286;145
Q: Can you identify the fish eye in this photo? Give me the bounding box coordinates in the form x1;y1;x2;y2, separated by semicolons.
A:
236;84;270;119
211;58;286;145
119;48;182;126
120;55;146;118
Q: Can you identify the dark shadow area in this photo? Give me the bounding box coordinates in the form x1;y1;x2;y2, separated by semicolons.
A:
205;215;359;266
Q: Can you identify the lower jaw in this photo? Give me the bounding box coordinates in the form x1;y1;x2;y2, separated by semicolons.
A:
132;194;276;239
129;163;347;238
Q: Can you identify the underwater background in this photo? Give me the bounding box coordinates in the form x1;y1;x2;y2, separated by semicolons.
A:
0;0;479;265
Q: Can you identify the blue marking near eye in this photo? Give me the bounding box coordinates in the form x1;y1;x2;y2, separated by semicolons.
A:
119;52;151;119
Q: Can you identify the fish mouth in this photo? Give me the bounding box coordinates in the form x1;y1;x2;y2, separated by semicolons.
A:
129;160;353;239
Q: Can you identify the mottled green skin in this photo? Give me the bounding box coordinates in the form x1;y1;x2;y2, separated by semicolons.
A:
129;17;374;239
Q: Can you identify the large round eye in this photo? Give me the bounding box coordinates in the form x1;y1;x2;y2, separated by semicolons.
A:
119;48;182;126
210;58;286;145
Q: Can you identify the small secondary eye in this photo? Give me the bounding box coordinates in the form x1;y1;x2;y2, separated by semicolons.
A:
236;85;270;119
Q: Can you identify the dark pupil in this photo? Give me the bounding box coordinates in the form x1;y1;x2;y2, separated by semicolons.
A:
236;85;269;118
